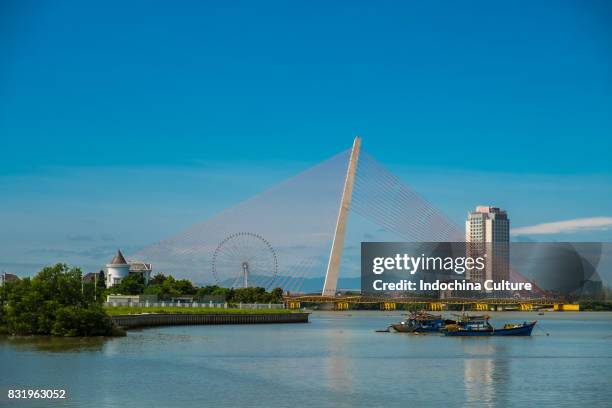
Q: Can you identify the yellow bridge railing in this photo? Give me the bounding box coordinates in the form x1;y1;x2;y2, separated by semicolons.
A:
285;295;559;307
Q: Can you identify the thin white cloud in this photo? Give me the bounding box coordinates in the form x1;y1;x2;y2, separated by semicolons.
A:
511;217;612;236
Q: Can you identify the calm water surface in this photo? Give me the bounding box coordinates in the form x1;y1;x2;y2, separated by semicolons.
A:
1;312;611;408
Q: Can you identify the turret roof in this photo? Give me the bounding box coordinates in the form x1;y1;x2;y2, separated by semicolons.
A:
110;249;128;265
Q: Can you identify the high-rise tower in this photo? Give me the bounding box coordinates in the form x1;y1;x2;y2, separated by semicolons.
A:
466;206;510;288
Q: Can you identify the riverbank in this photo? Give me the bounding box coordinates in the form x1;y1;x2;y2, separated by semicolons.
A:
1;308;307;335
105;306;297;315
110;312;309;329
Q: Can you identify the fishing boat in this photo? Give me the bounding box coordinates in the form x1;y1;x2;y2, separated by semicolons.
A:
444;315;536;336
391;312;455;333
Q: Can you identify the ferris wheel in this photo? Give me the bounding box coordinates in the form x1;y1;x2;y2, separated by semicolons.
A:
211;232;278;288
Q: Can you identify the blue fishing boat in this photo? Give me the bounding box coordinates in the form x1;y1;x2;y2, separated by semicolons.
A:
392;312;454;333
444;315;536;336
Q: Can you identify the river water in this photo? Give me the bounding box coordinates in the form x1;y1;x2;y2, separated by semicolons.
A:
1;311;611;408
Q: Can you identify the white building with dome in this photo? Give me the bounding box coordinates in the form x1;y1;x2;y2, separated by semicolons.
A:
105;249;152;287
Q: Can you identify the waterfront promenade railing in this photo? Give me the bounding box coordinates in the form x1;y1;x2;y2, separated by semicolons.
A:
104;301;286;310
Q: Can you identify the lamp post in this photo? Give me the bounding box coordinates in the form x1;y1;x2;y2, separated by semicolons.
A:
1;270;5;306
94;272;97;302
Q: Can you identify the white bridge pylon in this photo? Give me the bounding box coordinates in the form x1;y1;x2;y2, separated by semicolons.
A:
322;136;361;296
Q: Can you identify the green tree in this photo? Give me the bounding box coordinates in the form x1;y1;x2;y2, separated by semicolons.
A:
270;288;284;303
229;287;282;303
174;279;196;295
143;275;180;300
149;273;167;286
196;285;232;301
3;264;114;336
110;274;145;295
52;305;113;336
197;285;230;296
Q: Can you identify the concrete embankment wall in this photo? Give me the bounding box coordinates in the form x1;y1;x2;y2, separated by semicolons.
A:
111;313;309;329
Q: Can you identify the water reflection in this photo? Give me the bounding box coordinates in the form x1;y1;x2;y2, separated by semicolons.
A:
462;341;515;407
0;335;107;353
324;322;352;393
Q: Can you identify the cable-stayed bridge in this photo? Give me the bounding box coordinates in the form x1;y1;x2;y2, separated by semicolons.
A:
132;136;535;299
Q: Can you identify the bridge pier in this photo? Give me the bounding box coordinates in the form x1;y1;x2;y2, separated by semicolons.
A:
286;301;301;309
335;301;350;311
380;302;396;311
473;303;488;312
429;302;443;311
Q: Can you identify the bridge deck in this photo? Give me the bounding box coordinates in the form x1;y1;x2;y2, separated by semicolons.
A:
285;295;560;305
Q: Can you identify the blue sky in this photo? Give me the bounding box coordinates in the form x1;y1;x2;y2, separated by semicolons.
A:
1;0;611;276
